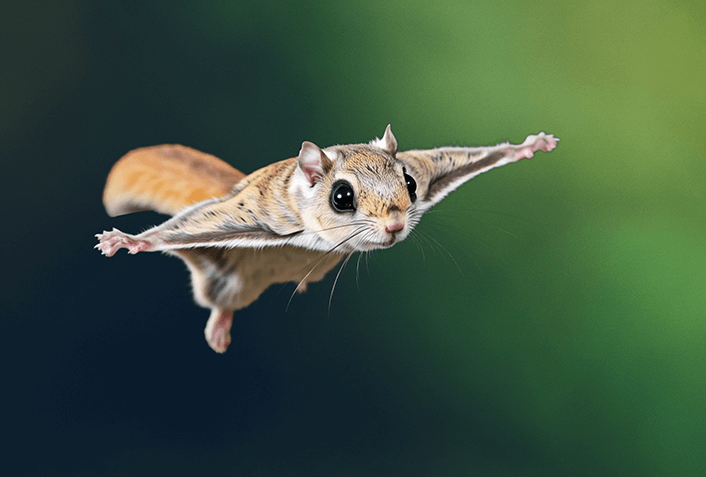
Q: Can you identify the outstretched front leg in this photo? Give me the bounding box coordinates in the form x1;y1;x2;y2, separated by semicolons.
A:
95;160;308;256
398;132;559;211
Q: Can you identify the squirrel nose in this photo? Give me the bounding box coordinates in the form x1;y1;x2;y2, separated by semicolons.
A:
385;221;405;234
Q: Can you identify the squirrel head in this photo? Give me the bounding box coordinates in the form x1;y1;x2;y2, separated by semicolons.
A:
292;125;417;252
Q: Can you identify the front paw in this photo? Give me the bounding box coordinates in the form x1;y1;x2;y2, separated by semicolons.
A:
534;132;559;152
524;132;559;153
95;228;148;256
511;132;559;161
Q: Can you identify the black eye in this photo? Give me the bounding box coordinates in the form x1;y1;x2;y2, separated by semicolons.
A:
404;170;417;202
330;180;355;212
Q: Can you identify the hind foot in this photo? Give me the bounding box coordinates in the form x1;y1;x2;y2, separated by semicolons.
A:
204;308;234;353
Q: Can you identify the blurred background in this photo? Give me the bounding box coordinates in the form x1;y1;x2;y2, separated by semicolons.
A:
2;1;705;475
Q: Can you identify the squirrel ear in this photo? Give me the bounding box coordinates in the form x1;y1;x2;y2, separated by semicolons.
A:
370;124;397;156
298;141;333;186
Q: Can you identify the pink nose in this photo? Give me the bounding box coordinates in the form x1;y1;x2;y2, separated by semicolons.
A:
385;221;405;234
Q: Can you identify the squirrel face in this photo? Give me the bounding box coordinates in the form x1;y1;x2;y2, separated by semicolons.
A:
297;145;417;252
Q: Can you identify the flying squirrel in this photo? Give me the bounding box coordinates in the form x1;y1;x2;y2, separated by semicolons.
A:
96;125;559;353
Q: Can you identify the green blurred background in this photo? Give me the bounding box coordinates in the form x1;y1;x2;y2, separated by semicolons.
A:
2;1;705;475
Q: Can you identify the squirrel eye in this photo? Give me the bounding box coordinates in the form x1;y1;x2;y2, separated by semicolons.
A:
330;180;355;212
404;170;417;202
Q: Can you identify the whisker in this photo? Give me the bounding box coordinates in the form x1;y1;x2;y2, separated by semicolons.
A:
283;227;369;311
429;217;521;241
416;228;437;254
355;253;363;289
297;221;371;236
414;222;495;275
493;226;519;238
419;209;450;215
328;252;355;313
286;254;328;312
415;229;463;276
419;206;547;242
421;220;495;252
420;206;544;225
409;230;426;263
463;249;483;273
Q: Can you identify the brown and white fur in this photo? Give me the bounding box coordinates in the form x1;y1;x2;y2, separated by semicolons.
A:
96;126;558;352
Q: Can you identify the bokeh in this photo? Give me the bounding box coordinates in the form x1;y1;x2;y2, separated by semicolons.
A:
2;1;705;475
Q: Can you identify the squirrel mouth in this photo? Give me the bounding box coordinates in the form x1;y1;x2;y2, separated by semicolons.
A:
361;238;396;251
381;237;397;248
